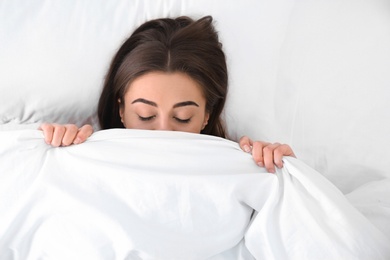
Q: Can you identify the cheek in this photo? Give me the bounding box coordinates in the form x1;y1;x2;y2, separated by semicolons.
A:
121;113;138;129
186;113;209;133
120;109;137;129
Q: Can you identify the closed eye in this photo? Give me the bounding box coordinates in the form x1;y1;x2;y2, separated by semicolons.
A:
138;115;156;121
174;117;191;123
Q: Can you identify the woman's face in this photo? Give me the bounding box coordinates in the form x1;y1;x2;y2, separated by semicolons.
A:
119;72;209;133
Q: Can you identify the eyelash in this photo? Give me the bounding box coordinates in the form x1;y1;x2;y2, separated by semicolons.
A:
174;117;191;124
138;115;156;121
138;115;191;123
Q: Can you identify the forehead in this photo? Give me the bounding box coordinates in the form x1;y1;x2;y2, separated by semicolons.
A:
125;72;205;100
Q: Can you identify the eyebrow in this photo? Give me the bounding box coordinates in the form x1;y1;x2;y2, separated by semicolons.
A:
131;98;199;108
131;98;157;107
173;101;199;108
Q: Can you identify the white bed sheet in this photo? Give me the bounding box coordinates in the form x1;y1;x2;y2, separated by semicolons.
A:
0;129;389;259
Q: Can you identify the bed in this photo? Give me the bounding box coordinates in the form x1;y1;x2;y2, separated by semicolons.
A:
1;0;390;259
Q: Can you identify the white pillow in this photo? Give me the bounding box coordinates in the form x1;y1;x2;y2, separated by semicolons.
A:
0;0;129;129
0;0;263;131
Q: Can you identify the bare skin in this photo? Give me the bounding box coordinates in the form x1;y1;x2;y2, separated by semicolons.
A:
40;72;295;173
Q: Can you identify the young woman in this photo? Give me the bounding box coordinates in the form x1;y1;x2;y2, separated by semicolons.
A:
40;16;295;173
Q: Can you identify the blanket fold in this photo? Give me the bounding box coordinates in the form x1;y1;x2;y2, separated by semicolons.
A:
0;129;389;259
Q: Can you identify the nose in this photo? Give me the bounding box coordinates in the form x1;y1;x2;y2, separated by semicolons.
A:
155;118;174;131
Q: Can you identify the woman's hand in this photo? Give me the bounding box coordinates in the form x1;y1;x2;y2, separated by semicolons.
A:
39;123;94;147
239;136;296;173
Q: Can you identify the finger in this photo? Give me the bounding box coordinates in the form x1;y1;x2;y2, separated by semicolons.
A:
273;144;296;168
50;125;67;147
263;143;281;173
251;141;269;167
273;144;294;168
239;136;253;153
73;124;94;144
61;124;79;146
39;123;54;145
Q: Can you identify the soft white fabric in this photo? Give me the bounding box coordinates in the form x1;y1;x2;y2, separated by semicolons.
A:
0;129;389;260
1;0;390;195
1;1;390;257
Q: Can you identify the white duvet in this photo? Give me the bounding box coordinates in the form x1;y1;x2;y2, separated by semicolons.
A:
0;129;389;260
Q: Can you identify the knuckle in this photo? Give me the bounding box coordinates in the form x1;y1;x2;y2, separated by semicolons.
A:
86;125;94;134
239;135;248;143
41;123;52;131
274;149;284;158
278;144;293;156
56;125;66;133
65;124;79;132
263;145;273;153
252;141;263;149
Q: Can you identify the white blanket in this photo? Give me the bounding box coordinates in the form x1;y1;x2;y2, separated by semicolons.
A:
0;129;389;260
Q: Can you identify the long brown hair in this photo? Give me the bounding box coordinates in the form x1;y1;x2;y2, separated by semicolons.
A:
98;16;228;137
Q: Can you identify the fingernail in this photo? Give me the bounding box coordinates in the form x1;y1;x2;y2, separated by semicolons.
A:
73;138;81;144
244;145;251;153
257;162;264;167
268;168;275;173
